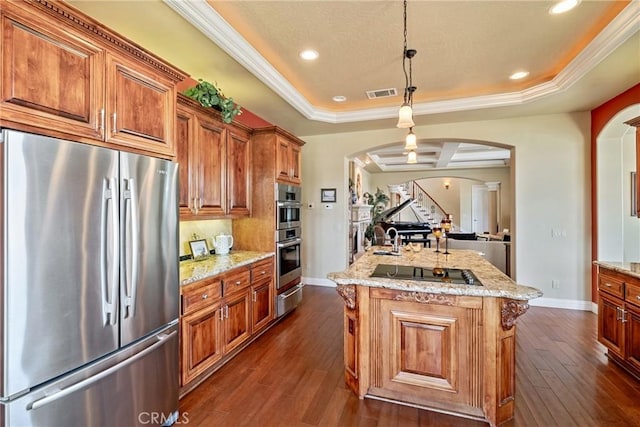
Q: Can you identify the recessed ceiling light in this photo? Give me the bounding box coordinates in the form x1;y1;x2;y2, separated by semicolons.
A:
332;95;347;103
299;49;319;61
509;71;530;80
549;0;580;15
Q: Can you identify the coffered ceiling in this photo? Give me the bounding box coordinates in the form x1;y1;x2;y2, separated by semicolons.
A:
70;0;640;171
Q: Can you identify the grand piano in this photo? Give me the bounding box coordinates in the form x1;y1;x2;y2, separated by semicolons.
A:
377;199;433;246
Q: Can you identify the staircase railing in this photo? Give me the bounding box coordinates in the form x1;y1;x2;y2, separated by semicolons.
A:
403;181;449;224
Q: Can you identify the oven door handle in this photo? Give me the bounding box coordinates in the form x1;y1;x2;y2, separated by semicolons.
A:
277;201;302;208
277;238;302;248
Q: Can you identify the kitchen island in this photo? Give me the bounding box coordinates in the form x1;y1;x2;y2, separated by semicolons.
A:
328;247;542;427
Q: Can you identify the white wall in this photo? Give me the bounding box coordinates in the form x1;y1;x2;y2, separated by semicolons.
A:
597;104;640;264
301;112;592;308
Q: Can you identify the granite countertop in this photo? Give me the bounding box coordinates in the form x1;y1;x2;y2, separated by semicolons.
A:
180;250;274;286
327;246;542;300
594;260;640;280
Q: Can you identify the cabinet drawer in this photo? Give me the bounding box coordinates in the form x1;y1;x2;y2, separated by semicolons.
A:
599;270;625;299
182;280;222;315
252;257;274;282
626;282;640;309
223;266;251;296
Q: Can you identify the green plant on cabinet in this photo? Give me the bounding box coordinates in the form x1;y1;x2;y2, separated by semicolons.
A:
183;79;242;124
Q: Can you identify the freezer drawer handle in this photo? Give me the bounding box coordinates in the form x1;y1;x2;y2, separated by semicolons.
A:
28;331;177;411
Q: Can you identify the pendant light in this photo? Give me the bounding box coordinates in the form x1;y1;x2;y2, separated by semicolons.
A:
407;150;417;164
396;0;417;129
404;128;417;151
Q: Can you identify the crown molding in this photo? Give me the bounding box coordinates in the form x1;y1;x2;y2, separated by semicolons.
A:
165;0;639;124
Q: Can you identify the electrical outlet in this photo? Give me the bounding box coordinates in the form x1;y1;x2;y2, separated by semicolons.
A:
551;279;560;289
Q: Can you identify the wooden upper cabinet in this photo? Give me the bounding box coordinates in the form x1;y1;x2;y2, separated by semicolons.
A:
105;53;176;156
195;116;226;217
0;1;186;157
252;127;305;187
275;135;302;185
0;9;104;140
176;107;195;215
226;125;251;217
176;95;251;219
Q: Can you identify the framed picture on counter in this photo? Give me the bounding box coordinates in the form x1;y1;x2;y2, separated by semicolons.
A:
189;239;209;259
321;188;337;203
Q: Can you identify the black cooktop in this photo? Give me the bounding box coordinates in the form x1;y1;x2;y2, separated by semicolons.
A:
370;264;482;286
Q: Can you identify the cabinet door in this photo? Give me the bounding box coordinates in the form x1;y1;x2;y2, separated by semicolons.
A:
289;143;302;185
196;117;226;216
226;127;251;217
222;290;251;354
180;303;222;386
626;305;640;373
176;106;197;216
106;53;176;156
276;136;291;183
372;297;475;409
0;11;104;140
251;278;274;333
598;292;625;358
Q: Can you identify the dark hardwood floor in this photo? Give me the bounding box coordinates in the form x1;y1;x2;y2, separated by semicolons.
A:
179;285;640;426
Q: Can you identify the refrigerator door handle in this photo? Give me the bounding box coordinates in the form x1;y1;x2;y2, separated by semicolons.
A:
123;178;140;318
100;177;119;326
28;330;177;411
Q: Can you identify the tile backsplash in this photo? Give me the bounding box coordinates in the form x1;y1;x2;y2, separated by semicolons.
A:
179;219;232;256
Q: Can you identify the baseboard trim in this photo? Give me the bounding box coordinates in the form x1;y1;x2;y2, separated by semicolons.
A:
528;297;593;311
302;277;336;287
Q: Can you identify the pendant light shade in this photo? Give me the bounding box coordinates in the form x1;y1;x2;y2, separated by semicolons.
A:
397;103;415;128
407;150;417;164
404;129;417;150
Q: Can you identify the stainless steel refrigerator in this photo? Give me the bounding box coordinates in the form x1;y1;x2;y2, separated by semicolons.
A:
0;129;180;426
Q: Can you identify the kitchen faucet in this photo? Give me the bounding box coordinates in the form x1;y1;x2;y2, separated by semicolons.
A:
386;227;400;253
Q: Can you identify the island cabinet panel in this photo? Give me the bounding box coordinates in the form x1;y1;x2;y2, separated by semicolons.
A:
0;8;104;140
596;265;640;379
332;249;540;427
0;1;186;157
368;291;483;419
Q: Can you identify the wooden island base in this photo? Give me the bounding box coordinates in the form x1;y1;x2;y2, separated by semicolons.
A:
336;284;529;427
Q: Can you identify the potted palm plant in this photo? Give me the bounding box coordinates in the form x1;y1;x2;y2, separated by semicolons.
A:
362;188;390;244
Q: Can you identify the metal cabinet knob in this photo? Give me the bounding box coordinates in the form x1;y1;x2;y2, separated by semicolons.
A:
202;294;208;300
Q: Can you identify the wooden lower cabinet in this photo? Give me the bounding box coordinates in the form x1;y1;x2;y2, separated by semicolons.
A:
180;256;276;394
251;278;274;333
221;289;251;354
181;302;223;385
598;291;625;358
597;265;640;379
338;285;523;427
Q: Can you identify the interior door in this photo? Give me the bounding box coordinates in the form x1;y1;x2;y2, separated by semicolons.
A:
3;130;119;398
119;152;179;346
471;185;489;234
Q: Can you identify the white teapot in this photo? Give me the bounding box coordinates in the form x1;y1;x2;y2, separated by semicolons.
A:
213;234;234;255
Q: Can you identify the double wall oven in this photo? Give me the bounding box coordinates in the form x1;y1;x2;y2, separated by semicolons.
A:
276;184;303;316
